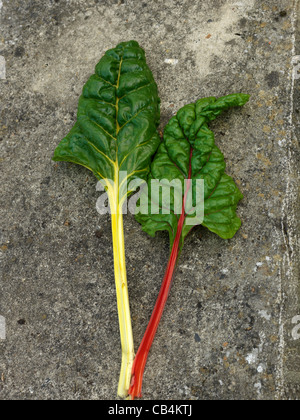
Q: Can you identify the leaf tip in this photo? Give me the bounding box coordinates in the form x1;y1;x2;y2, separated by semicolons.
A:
239;93;251;105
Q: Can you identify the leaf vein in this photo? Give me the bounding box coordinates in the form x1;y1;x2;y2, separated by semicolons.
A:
86;140;115;166
96;75;117;88
118;82;156;100
119;132;157;169
92;120;117;142
118;105;149;131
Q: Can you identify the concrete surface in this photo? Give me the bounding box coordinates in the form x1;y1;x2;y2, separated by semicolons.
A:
0;0;299;400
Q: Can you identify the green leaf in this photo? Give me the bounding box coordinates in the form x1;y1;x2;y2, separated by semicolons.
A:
136;94;249;249
53;40;161;197
52;40;161;398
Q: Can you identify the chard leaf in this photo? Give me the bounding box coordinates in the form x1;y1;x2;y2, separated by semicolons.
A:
53;40;161;399
136;94;250;249
53;40;161;197
129;93;250;400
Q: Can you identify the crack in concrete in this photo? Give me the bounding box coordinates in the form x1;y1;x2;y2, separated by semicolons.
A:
277;0;300;400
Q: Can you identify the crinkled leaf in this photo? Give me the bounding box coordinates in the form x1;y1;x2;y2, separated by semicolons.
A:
53;40;161;197
136;94;249;249
52;41;162;398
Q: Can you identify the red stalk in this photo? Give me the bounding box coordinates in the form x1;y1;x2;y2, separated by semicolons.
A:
129;149;193;399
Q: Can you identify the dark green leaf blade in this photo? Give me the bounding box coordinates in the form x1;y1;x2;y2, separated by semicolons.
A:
53;40;161;193
202;173;244;239
135;93;250;249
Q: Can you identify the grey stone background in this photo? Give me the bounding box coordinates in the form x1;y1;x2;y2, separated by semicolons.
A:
0;0;299;400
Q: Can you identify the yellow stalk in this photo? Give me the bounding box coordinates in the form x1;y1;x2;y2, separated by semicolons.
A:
107;170;134;398
106;56;135;398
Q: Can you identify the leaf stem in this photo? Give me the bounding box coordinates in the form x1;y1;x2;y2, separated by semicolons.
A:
109;181;135;398
129;149;193;399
